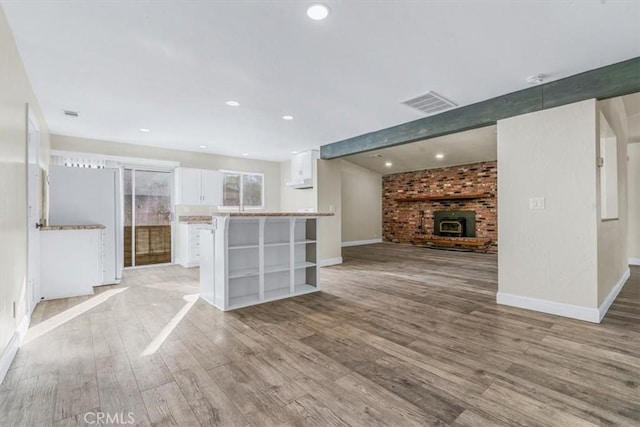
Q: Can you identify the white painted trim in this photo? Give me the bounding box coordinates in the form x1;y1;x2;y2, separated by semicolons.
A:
496;292;600;323
0;315;29;385
629;257;640;266
342;238;382;247
598;268;630;322
27;105;41;314
51;149;180;168
319;257;343;267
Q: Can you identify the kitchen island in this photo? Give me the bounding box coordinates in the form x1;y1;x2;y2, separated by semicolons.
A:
199;212;333;311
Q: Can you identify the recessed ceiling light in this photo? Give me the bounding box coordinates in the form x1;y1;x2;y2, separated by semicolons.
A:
282;115;294;120
242;153;249;156
435;153;444;160
139;128;150;133
291;151;299;154
199;145;207;149
226;100;240;107
307;3;330;20
385;161;393;168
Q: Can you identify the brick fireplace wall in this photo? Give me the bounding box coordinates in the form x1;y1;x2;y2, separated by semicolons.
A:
382;161;497;252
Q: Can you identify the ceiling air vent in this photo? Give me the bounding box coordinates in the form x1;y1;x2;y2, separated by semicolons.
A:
63;110;79;117
402;91;456;115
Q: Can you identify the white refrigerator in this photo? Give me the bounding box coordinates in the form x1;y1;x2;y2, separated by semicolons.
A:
49;165;123;284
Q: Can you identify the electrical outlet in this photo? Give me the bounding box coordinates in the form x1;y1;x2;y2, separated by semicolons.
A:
529;197;545;210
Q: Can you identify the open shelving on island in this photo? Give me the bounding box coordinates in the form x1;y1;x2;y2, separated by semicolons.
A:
199;214;322;311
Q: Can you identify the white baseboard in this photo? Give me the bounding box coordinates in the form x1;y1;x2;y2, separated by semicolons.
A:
0;315;29;385
629;257;640;266
342;238;382;247
598;268;630;322
497;267;631;324
496;292;600;323
319;257;343;267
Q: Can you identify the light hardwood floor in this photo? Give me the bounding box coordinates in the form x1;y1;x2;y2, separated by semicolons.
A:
1;243;639;426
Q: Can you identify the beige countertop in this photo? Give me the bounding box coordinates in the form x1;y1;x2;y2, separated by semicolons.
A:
178;216;212;224
212;212;334;217
179;213;333;222
40;224;105;231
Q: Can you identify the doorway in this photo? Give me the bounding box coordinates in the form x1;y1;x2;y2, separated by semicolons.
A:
26;106;40;313
123;168;173;267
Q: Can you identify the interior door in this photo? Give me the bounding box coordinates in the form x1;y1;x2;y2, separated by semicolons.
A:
26;108;40;312
124;168;173;267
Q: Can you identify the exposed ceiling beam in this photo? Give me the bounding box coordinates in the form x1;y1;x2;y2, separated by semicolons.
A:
321;57;640;159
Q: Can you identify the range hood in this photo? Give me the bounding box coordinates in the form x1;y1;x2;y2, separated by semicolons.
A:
286;150;319;189
286;177;314;189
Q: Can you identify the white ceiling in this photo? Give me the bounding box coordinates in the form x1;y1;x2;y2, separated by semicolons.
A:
345;125;497;175
3;1;640;161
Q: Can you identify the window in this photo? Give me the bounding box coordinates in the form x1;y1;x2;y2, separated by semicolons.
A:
221;171;264;208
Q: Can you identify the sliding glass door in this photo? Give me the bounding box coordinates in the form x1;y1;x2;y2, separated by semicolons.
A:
124;168;173;267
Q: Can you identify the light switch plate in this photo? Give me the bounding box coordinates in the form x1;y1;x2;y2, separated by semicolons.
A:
529;197;545;210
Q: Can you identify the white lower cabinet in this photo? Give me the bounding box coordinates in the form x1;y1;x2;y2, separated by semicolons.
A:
200;215;319;311
175;223;207;267
40;228;104;299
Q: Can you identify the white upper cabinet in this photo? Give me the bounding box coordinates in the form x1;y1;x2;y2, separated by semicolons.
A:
201;169;221;205
175;167;221;206
286;149;319;189
176;168;202;205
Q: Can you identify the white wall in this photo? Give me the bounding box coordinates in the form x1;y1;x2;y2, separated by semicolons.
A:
597;99;629;304
629;143;640;263
317;159;342;264
341;160;382;244
50;134;281;214
498;99;599;310
0;6;51;379
498;98;631;322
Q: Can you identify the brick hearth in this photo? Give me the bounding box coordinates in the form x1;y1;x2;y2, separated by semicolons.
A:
382;161;497;252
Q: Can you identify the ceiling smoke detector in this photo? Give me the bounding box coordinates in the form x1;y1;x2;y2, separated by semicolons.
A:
63;110;78;117
526;74;545;85
402;91;456;116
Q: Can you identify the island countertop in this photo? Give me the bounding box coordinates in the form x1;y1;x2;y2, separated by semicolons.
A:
40;224;105;231
212;212;334;217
